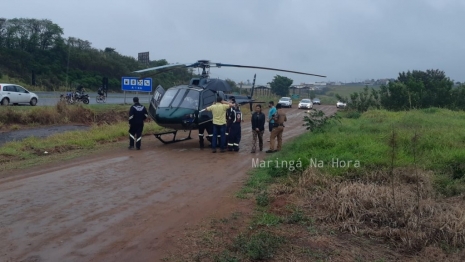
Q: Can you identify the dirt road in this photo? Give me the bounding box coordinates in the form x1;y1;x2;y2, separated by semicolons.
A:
0;105;337;262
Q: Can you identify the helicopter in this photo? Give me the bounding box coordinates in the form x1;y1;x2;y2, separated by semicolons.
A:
132;60;326;145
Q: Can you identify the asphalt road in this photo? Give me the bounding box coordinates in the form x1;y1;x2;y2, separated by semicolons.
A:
33;92;153;106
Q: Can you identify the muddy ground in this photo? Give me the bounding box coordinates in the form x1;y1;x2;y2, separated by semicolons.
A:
0;105;338;262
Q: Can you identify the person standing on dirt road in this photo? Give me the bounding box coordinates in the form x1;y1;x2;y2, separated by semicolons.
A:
225;96;236;148
266;103;287;153
251;104;265;153
266;101;276;143
268;101;276;133
227;100;243;152
128;97;148;150
204;96;235;153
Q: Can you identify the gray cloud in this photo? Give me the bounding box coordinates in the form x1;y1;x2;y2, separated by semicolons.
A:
3;0;465;84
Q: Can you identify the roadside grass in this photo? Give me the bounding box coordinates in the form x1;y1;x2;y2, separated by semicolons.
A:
0;92;277;128
252;94;280;103
241;108;465;196
0;101;138;128
164;107;465;261
0;121;162;172
0;101;257;129
326;85;378;97
317;85;381;105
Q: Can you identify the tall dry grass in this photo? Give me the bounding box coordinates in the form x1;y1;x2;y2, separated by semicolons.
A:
0;101;128;126
268;167;465;252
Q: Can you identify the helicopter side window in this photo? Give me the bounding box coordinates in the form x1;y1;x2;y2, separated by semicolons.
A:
171;88;187;107
159;89;179;107
179;90;199;109
202;90;216;107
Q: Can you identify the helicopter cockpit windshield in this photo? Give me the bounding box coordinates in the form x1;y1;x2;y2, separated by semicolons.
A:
158;88;199;110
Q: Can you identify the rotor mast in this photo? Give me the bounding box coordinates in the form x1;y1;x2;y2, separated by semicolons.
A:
198;60;210;79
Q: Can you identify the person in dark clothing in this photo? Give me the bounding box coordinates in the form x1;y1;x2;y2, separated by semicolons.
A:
198;121;213;149
227;101;242;152
74;85;86;100
97;86;105;96
251;104;266;153
76;85;85;93
225;96;236;149
128;97;148;150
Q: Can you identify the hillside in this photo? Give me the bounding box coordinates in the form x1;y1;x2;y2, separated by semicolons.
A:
0;18;193;91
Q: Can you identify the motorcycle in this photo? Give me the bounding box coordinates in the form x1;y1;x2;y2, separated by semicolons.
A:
59;91;89;104
74;92;90;104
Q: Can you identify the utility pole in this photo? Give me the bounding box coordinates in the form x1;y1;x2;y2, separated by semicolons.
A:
66;38;71;90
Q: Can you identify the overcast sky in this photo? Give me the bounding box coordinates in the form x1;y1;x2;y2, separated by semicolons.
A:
3;0;465;85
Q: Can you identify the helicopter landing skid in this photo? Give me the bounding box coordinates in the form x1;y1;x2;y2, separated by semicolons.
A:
154;130;192;144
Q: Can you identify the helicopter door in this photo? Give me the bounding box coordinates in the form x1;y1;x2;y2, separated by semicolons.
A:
198;89;216;124
151;85;165;110
149;85;165;119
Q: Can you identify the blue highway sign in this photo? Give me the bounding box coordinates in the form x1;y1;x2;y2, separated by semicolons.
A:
121;77;152;92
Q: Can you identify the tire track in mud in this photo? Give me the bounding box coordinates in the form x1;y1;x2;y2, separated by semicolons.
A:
0;105;338;262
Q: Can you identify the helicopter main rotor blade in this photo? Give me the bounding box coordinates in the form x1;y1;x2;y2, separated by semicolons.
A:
132;62;201;79
132;62;198;74
213;63;326;78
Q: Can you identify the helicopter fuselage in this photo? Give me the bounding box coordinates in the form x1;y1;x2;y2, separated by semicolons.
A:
148;82;259;132
148;85;215;131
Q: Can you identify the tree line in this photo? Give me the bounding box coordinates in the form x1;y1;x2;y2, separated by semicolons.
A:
337;69;465;112
0;18;193;91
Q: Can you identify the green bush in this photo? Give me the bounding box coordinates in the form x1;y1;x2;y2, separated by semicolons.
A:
232;231;284;260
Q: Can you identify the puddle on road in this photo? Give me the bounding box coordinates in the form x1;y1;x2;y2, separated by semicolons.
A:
0;125;90;146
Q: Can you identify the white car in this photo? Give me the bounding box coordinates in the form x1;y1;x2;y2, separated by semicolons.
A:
336;101;346;108
278;97;292;108
298;99;313;109
0;83;39;106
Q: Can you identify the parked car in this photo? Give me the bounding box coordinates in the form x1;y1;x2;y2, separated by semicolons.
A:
0;83;39;106
312;98;321;105
278;97;292;108
298;99;313;109
336;101;346;108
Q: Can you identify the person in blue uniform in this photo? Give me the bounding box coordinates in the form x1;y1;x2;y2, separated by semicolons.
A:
128;97;148;150
225;96;236;149
227;101;242;151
